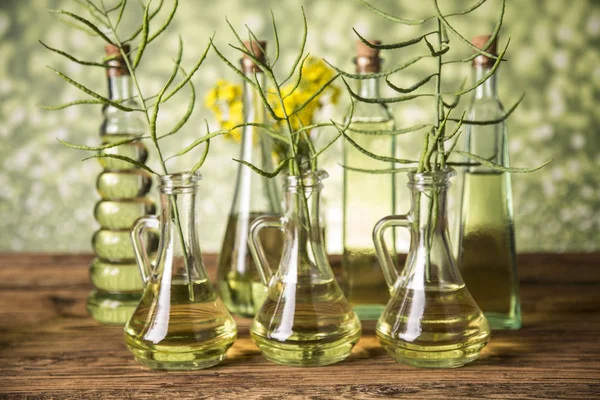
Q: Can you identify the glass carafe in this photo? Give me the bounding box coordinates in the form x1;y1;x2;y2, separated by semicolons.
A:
124;172;237;370
217;40;282;317
248;170;361;367
373;169;490;368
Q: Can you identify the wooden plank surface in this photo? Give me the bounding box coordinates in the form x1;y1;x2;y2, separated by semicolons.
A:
0;253;599;399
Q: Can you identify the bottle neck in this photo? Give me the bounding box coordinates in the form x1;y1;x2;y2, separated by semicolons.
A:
357;77;380;98
473;65;497;100
107;75;134;101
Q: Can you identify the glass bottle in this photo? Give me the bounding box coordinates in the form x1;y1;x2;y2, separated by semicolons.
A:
125;172;237;370
457;35;521;330
249;170;362;367
87;44;157;325
342;40;397;320
217;40;282;317
374;169;490;368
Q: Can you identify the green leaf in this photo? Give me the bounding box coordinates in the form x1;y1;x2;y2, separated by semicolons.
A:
444;111;466;141
48;8;113;44
113;0;128;29
148;0;178;43
344;78;432;104
163;36;212;102
453;39;510;97
191;138;210;173
356;0;430;25
132;0;151;69
423;36;450;57
455;151;551;173
168;129;229;160
282;6;307;85
386;73;437;94
339;164;415;174
254;72;283;121
233;157;290;179
39;99;106;110
149;36;183;140
283;53;311;101
124;0;163;42
325;54;429;80
46;66;137;112
354;28;436;50
159;70;196;140
289;73;339;116
334;121;418;164
270;8;280;66
39;40;108;68
83;154;158;175
348;124;432;136
211;41;258;89
434;0;504;61
57;136;145;151
453;94;525;125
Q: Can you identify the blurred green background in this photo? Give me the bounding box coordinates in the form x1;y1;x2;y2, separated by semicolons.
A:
0;0;598;253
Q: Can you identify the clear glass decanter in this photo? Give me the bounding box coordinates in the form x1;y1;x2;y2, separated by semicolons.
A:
217;40;282;317
87;44;157;325
124;172;237;370
249;170;361;367
457;35;521;330
343;40;397;321
374;169;490;368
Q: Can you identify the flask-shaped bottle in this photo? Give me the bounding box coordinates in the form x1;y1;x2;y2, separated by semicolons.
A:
374;170;490;368
125;173;237;370
217;40;282;317
457;35;521;330
88;44;157;324
342;40;397;321
249;170;361;367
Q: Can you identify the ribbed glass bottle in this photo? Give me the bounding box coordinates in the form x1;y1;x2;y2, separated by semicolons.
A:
457;35;521;330
342;40;397;320
87;44;157;325
216;40;282;317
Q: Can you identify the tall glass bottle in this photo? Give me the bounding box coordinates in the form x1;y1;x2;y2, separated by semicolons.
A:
342;40;396;320
125;172;237;370
87;44;157;325
249;170;361;367
217;40;282;317
457;36;521;330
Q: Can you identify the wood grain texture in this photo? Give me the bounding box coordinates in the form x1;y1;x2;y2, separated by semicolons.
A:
0;253;599;399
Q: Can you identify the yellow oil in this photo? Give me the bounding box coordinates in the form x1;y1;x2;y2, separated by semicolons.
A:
377;283;490;368
124;278;237;370
251;277;362;367
460;171;521;329
217;213;283;317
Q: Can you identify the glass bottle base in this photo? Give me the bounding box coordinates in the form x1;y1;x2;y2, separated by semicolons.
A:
252;335;360;367
126;346;229;370
86;290;141;325
377;332;488;369
486;312;522;330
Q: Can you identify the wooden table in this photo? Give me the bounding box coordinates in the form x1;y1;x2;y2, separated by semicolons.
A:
0;253;599;399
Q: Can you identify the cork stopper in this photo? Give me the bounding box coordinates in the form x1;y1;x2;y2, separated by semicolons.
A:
241;40;267;73
104;44;131;77
355;40;382;73
472;35;498;67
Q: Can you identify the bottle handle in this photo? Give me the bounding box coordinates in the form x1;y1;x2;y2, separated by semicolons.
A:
130;215;160;284
373;215;409;292
248;215;282;286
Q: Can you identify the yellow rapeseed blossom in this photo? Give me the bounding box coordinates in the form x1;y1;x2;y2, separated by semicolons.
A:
204;57;340;144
